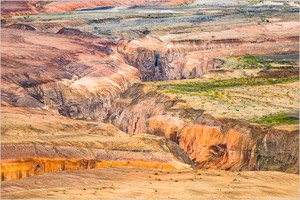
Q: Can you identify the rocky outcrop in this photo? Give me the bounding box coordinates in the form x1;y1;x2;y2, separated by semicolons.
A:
7;24;36;31
258;128;299;172
57;28;96;38
257;69;299;78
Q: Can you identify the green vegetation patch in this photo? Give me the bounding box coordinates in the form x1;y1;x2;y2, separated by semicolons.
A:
227;55;274;69
254;113;299;126
160;77;299;94
247;0;264;5
223;55;295;69
236;55;272;69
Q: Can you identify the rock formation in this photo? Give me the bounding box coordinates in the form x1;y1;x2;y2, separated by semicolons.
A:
1;107;193;181
115;22;299;81
56;27;96;38
107;83;299;173
1;28;140;121
179;117;299;173
7;23;36;30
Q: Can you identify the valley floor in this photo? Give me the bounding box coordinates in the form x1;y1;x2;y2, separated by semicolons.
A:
2;167;299;200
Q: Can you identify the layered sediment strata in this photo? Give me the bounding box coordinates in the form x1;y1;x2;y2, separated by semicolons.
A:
1;142;190;181
1;28;140;120
1;108;193;181
0;27;195;181
115;22;299;81
178;117;299;173
3;3;299;82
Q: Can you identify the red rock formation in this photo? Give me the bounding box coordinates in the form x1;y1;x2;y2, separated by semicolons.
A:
1;0;193;17
178;117;298;172
147;115;185;141
1;27;140;120
179;124;226;168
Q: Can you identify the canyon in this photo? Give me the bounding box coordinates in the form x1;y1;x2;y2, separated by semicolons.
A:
1;0;299;199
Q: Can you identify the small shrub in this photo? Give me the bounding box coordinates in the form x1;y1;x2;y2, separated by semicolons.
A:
247;0;264;5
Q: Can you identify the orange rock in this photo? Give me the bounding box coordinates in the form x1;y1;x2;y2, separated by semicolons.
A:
147;115;185;141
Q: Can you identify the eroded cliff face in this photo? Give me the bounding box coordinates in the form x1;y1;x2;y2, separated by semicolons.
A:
114;22;299;81
106;83;185;134
258;128;299;172
178;118;299;173
115;37;227;81
1;141;191;181
107;83;299;173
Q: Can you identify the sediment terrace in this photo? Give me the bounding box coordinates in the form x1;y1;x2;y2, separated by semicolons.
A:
1;107;193;181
